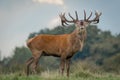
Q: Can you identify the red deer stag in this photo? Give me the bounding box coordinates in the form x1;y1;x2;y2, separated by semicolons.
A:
26;10;102;77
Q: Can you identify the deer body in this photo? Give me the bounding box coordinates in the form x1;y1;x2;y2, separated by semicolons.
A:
26;10;101;77
27;29;86;58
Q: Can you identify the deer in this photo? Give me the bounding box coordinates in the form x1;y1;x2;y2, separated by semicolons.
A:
26;10;102;77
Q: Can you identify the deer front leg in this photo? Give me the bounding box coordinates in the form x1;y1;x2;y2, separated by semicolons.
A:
60;57;66;76
66;59;71;77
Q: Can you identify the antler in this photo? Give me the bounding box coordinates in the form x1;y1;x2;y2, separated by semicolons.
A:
84;10;102;24
60;10;102;26
59;11;79;26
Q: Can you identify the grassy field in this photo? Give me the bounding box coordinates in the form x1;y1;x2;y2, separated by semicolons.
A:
0;70;120;80
0;61;120;80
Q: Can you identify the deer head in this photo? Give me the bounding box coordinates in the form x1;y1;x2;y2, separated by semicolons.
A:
59;10;102;33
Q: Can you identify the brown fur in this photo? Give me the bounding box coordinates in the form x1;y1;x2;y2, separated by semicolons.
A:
26;28;86;76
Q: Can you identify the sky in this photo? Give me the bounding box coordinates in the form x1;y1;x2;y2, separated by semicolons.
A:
0;0;120;59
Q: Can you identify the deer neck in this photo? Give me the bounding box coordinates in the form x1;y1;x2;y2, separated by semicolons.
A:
71;28;86;41
70;28;87;52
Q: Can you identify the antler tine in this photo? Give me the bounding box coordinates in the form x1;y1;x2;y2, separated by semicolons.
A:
84;10;102;24
84;10;86;20
95;11;102;20
68;13;75;21
87;12;92;20
59;12;75;26
75;11;78;20
59;13;66;26
62;21;69;26
93;11;102;23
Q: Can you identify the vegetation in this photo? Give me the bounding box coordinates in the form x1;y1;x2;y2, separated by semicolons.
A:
0;24;120;79
0;62;120;80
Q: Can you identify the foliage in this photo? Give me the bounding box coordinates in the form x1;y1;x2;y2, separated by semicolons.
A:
103;53;120;73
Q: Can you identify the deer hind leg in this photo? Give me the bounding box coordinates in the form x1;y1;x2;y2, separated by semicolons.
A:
26;57;34;76
31;58;39;74
31;50;42;74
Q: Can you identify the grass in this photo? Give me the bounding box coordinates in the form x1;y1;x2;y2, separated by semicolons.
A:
0;70;120;80
0;61;120;80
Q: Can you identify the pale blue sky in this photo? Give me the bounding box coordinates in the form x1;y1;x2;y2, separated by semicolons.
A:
0;0;120;58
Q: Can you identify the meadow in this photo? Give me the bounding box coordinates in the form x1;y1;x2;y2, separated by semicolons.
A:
0;70;120;80
0;61;120;80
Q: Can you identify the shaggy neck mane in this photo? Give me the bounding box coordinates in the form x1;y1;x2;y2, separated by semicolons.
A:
71;29;87;41
69;29;87;52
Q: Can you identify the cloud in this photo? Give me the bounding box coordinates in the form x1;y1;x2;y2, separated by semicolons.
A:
33;0;64;6
48;16;61;29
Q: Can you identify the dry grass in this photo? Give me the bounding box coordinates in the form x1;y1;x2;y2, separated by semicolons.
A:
0;60;120;80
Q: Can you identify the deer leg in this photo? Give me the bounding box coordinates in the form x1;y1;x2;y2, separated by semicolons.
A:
31;51;42;74
60;58;65;76
31;58;39;74
26;57;34;76
66;59;71;77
